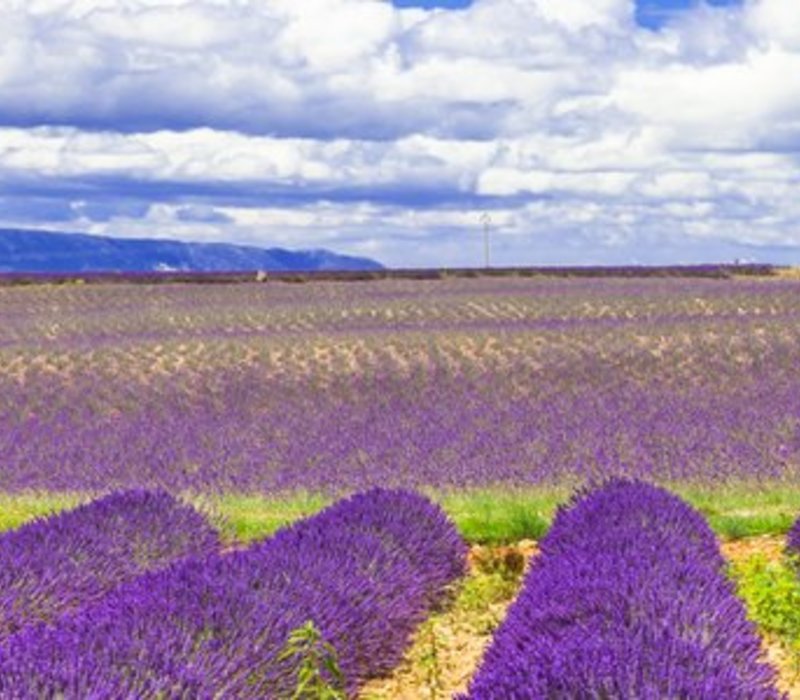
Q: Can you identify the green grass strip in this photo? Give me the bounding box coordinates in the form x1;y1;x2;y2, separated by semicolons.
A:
431;488;567;545
0;482;799;546
731;552;800;684
673;483;800;542
0;492;85;533
203;492;333;544
207;483;800;545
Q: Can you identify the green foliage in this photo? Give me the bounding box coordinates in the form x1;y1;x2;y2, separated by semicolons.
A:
676;483;800;541
0;493;84;534
458;573;519;635
277;620;346;700
458;550;527;634
438;489;563;545
418;619;444;699
731;553;800;680
208;493;332;545
708;513;795;541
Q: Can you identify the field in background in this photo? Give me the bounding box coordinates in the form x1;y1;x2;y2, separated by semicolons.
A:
1;272;800;541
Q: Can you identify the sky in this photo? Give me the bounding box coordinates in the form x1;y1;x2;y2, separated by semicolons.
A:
1;0;799;268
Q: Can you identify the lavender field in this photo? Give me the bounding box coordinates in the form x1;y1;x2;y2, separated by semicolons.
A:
3;270;800;698
2;274;800;495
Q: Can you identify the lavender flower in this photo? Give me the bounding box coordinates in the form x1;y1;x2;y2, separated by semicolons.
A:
0;489;466;698
787;516;800;558
0;489;219;642
464;480;781;699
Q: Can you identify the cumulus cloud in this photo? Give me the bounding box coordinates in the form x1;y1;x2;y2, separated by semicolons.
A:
0;0;799;266
0;0;636;139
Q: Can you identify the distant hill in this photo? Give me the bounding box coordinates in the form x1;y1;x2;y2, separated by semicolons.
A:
0;229;383;273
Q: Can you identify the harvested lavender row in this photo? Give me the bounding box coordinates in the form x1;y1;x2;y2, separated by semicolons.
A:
0;490;219;642
465;480;781;699
0;489;466;698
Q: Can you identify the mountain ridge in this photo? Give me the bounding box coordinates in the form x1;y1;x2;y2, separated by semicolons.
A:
0;228;383;273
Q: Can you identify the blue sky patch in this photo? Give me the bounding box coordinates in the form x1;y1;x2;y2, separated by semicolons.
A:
392;0;744;29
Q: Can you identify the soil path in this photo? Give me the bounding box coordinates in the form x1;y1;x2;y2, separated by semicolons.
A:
722;535;800;699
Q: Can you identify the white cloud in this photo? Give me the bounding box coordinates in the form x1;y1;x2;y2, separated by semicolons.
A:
534;0;632;30
0;0;638;138
1;0;800;266
746;0;800;50
636;171;715;200
610;48;800;150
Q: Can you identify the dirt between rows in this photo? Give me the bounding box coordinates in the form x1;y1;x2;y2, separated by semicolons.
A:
361;542;538;700
722;536;800;700
362;536;796;700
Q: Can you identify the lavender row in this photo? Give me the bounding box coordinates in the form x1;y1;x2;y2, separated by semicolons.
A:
787;516;800;557
1;277;795;348
0;490;219;642
2;357;799;493
465;481;780;699
0;489;467;698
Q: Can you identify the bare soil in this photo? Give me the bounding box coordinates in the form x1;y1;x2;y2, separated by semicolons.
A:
360;542;537;699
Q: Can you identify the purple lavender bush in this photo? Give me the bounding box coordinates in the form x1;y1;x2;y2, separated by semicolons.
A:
0;489;219;642
787;516;800;558
0;489;466;698
464;480;781;699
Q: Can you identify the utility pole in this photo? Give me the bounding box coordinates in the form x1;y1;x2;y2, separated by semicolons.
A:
480;212;492;269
